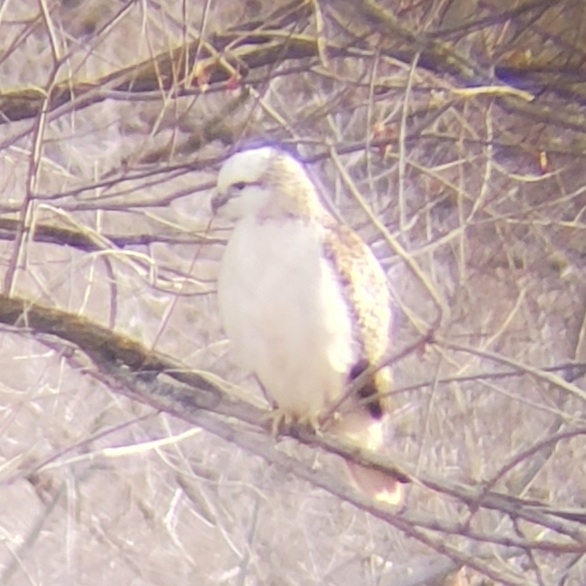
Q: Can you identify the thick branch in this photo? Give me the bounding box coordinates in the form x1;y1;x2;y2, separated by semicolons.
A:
1;5;585;136
0;293;584;552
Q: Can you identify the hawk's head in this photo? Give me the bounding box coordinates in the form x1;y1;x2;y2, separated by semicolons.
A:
211;146;326;220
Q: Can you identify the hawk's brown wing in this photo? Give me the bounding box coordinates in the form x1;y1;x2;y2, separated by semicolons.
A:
321;221;392;417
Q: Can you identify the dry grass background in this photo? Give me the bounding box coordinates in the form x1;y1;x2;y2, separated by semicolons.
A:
0;0;585;584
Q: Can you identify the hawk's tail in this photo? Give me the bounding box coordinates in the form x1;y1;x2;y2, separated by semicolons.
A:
331;411;404;506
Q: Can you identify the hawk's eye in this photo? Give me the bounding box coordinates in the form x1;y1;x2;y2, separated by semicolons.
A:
233;182;247;191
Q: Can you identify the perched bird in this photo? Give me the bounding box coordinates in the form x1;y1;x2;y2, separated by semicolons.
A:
211;145;402;505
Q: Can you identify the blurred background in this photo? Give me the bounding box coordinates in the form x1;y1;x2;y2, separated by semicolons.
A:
0;0;585;584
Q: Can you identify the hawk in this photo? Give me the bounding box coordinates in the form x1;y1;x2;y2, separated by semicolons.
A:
211;145;402;505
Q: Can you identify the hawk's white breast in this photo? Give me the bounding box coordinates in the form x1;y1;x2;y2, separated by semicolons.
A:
218;215;355;420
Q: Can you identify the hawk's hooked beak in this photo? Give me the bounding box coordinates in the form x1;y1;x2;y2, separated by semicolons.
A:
210;190;229;215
